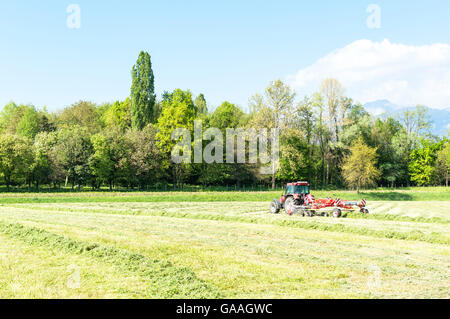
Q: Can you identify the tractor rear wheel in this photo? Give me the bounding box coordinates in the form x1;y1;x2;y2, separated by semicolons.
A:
332;208;342;218
270;199;281;214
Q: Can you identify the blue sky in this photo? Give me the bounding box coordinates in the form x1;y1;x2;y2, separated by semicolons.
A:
0;0;449;111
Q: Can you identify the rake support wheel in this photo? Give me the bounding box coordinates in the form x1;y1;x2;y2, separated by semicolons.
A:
332;208;342;218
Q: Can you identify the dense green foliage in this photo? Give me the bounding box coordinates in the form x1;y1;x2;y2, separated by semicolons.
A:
0;51;448;191
342;137;381;193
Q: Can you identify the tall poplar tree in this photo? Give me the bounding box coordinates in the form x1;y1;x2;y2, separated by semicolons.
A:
131;51;156;129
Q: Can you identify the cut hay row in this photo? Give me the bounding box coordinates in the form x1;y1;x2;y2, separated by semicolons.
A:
1;203;448;245
0;206;448;298
5;201;449;224
0;221;221;299
0;232;160;298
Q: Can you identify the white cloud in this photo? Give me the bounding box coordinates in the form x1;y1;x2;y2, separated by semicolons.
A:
288;39;450;109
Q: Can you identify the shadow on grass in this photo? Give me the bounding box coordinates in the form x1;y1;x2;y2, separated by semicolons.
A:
359;191;413;201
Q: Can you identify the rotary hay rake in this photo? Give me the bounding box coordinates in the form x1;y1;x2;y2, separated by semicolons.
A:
270;182;368;218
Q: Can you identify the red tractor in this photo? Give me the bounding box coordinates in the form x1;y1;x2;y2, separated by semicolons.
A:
270;181;369;218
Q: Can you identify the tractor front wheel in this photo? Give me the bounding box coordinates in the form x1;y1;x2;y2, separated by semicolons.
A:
270;199;281;214
332;208;342;218
361;208;369;214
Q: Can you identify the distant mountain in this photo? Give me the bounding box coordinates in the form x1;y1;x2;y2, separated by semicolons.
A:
363;100;450;136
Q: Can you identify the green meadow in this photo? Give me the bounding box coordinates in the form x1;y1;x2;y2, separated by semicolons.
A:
0;188;448;298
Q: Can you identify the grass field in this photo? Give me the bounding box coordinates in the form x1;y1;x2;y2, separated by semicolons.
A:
0;187;449;298
0;186;449;203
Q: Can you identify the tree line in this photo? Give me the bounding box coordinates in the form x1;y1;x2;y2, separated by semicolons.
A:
0;51;448;191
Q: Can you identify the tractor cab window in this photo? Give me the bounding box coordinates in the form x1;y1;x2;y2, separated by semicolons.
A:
286;185;310;194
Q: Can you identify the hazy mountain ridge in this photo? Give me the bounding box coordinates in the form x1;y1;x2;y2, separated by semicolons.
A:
363;99;450;136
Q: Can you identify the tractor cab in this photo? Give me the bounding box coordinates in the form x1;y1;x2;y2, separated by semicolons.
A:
278;182;311;208
285;182;310;196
